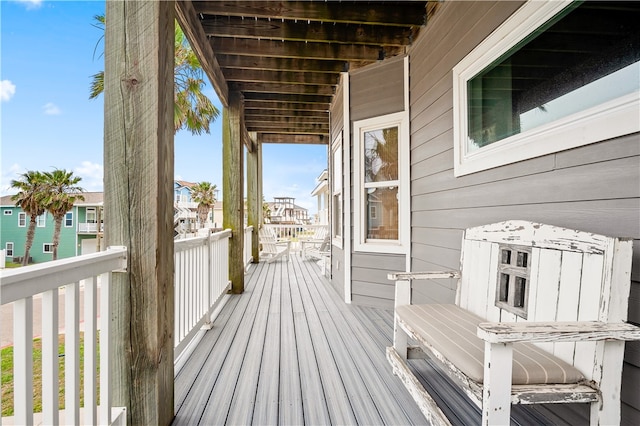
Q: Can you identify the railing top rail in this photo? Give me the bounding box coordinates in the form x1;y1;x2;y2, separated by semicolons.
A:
174;229;233;253
0;246;127;305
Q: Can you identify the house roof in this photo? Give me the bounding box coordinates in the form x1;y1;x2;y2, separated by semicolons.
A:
176;1;436;146
0;192;103;207
175;180;197;189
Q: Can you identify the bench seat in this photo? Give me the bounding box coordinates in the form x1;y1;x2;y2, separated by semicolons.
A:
397;304;585;386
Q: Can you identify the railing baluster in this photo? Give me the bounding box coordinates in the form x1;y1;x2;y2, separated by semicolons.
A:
65;281;80;424
42;288;59;426
13;297;34;426
100;272;112;425
84;276;98;425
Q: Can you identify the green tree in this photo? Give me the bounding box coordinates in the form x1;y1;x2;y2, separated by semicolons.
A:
10;171;47;265
89;14;219;135
190;182;217;228
41;169;85;260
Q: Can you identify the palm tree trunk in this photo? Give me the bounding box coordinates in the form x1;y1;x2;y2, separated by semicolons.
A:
52;216;62;260
23;216;37;266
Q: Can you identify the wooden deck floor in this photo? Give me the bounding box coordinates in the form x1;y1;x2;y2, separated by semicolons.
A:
172;254;429;425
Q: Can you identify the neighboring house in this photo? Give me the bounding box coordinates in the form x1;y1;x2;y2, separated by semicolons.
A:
326;2;640;422
266;197;310;224
174;180;222;238
0;192;103;263
311;169;329;225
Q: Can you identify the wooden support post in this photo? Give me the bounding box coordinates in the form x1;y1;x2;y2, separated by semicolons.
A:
104;2;175;424
223;91;245;293
247;132;260;263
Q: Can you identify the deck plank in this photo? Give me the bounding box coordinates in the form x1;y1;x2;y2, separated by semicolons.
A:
173;254;431;425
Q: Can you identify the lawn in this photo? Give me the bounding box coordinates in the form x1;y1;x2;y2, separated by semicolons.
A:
1;333;99;417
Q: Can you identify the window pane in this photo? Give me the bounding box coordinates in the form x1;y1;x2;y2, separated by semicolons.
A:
467;1;640;150
333;194;342;238
366;186;398;240
364;126;398;183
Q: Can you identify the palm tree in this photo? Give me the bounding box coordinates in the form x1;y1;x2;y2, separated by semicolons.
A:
89;14;219;135
190;182;216;228
41;169;85;260
10;171;47;265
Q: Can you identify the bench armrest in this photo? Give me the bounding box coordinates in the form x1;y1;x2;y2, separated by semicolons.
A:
387;271;460;281
477;321;640;344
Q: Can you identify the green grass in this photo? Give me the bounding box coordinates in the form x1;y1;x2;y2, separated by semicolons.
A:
3;261;21;268
1;333;99;417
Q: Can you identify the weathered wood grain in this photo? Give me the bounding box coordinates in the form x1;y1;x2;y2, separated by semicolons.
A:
103;2;175;424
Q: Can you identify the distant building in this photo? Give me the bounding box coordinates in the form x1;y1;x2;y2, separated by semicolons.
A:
311;169;329;225
266;197;310;224
0;192;103;264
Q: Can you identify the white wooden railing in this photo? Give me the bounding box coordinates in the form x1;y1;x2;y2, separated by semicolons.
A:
244;226;254;268
173;230;231;360
77;222;104;233
0;247;128;426
264;224;328;251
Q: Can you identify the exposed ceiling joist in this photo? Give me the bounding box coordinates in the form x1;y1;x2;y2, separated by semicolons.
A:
201;17;415;46
194;1;427;26
223;68;340;86
259;133;327;144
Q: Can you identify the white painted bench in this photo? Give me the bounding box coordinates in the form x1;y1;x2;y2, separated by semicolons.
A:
387;221;640;425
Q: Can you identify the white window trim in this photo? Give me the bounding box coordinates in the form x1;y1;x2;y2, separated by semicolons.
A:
4;210;12;215
353;110;409;254
37;214;46;228
452;0;640;177
331;132;343;249
43;243;53;253
18;212;26;227
64;211;73;227
6;242;14;257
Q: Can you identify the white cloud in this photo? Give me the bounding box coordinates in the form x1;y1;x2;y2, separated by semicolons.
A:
0;164;25;196
74;161;103;192
15;0;43;9
43;102;61;115
1;80;16;102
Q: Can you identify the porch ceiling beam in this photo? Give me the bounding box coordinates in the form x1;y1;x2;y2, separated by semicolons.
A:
242;92;333;104
244;100;330;112
222;68;340;86
231;81;334;96
201;16;415;46
194;1;426;27
259;133;327;144
245;115;328;125
246;123;329;133
211;38;402;62
216;54;348;73
176;1;229;106
245;109;329;118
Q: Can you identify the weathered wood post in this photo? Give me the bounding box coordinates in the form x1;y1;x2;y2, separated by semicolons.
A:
223;91;245;293
104;2;175;424
247;132;260;263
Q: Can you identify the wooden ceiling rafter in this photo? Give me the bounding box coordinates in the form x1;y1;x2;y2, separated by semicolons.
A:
182;1;432;144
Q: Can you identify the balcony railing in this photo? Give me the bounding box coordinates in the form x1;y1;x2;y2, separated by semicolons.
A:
77;222;104;233
264;224;328;251
1;228;239;424
0;247;128;425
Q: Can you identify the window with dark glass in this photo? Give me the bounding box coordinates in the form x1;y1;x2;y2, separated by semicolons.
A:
467;1;640;150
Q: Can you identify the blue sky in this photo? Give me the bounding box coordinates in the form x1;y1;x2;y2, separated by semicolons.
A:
1;0;328;214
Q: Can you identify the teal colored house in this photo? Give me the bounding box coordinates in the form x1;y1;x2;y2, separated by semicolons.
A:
0;192;103;264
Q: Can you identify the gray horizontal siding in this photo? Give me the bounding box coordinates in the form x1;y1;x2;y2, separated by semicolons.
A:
329;84;344;299
407;0;640;421
350;55;404;122
347;56;407;308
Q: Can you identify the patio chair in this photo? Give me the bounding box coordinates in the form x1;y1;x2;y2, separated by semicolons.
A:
300;226;328;257
259;227;291;263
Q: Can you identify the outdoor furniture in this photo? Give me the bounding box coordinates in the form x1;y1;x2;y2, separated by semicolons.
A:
259;227;291;263
299;226;328;257
387;220;640;425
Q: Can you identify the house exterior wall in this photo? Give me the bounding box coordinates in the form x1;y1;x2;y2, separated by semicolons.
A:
348;56;407;308
406;0;640;422
329;81;345;298
0;206;77;263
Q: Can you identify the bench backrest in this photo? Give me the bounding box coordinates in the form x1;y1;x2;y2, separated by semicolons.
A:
456;220;633;383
